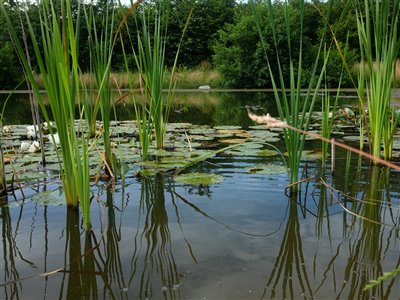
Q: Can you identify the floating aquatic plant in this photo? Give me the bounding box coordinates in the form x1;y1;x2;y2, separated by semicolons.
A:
175;172;224;185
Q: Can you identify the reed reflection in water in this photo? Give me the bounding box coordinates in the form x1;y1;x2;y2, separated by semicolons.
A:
1;156;400;298
129;174;184;299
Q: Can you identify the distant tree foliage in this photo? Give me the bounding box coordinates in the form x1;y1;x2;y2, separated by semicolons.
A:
0;0;370;89
213;1;360;88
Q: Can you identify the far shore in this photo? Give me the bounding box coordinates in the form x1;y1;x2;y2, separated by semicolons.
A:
0;88;361;94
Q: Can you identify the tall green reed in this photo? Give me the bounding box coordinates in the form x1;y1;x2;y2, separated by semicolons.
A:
251;0;329;192
119;0;191;159
85;3;115;175
356;0;400;163
321;46;342;168
0;0;92;230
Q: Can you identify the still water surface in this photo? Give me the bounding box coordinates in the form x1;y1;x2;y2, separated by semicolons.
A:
1;91;400;299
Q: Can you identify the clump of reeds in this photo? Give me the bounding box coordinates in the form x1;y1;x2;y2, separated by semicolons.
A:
250;0;329;193
355;0;400;162
1;0;92;230
119;0;191;159
84;2;115;176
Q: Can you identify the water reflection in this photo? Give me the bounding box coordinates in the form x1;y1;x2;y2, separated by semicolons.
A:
103;187;127;299
264;193;313;299
59;209;99;299
264;166;400;299
1;158;400;298
129;174;181;299
336;166;398;299
1;204;21;299
0;92;277;126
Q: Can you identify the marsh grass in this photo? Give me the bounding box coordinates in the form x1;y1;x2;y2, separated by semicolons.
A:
1;0;92;230
85;3;115;175
251;0;329;192
355;0;400;163
321;45;343;167
118;0;191;159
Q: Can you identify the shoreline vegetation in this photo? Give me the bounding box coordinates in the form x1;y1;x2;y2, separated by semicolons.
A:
1;60;400;92
33;69;221;91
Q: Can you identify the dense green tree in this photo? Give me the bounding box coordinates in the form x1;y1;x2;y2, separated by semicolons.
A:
213;6;268;87
0;0;378;89
0;1;24;89
166;0;235;67
213;1;360;88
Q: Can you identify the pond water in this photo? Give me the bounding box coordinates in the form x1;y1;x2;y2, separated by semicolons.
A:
1;91;400;299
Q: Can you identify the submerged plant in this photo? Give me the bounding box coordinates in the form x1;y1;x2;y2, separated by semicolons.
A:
1;0;92;230
356;0;400;163
250;0;329;192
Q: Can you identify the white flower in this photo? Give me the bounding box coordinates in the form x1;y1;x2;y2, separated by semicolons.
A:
26;125;39;139
20;141;31;152
28;141;41;153
48;133;60;146
2;125;11;134
42;121;55;131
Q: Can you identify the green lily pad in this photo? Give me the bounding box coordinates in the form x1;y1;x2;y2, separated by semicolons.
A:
214;126;242;130
391;139;400;150
342;135;367;142
246;164;288;175
174;172;224;185
249;130;280;139
6;171;48;184
220;138;247;144
31;190;65;206
225;147;278;157
139;159;187;172
189;128;216;135
301;150;324;160
191;135;215;141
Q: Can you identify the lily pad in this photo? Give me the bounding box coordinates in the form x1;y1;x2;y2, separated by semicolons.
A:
246;164;288;175
174;172;224;185
31;190;65;206
220;138;247;144
301;150;324;160
139;159;187;172
342;135;367;142
214;126;242;130
225;146;278;157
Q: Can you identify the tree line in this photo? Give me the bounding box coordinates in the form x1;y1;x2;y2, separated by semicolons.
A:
0;0;371;90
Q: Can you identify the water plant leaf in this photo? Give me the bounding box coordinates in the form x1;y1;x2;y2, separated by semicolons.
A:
174;172;224;185
301;150;324;160
214;126;242;130
225;147;278;157
31;190;65;206
246;164;288;175
139;159;187;172
342;135;367;142
220;138;247;144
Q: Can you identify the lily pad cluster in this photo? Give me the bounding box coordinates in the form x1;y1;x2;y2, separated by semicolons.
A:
0;108;370;194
